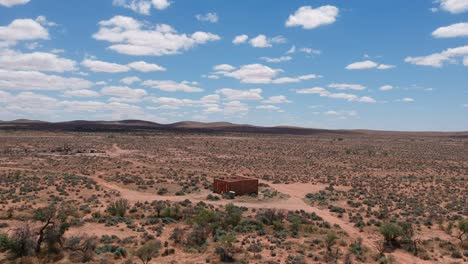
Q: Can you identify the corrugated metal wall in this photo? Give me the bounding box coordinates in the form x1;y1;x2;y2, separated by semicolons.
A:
213;178;258;195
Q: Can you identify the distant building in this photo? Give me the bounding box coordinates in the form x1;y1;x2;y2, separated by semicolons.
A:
213;176;259;196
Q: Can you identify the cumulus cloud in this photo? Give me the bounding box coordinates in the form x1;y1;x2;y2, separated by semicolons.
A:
128;61;166;72
401;97;415;102
438;0;468;13
213;64;236;71
324;110;358;118
296;87;376;103
0;50;77;72
0;0;30;7
146;94;224;114
0;92;59;118
286;5;339;29
328;83;366;91
232;34;248;44
256;105;281;111
196;12;219;23
142;80;203;92
249;34;286;48
112;0;170;15
81;58;166;73
380;85;393;91
93;16;220;56
346;60;395;70
63;90;100;98
223;101;248;116
35;16;57;27
120;76;141;85
432;23;468;38
260;56;292;63
101;86;147;103
152;0;170;10
0;69;93;91
405;45;468;67
212;63;320;84
0;18;48;45
82;59;130;73
216;88;263;101
262;95;291;104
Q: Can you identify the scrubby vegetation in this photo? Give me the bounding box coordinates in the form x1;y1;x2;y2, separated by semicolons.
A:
0;130;466;263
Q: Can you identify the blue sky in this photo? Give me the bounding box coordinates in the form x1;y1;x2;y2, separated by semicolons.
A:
0;0;467;131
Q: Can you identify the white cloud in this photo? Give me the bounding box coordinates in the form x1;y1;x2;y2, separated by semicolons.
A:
377;64;396;70
346;60;395;70
113;0;152;15
0;50;77;72
152;0;170;10
82;59;130;73
0;18;48;45
380;85;393;91
296;87;376;103
101;86;147;102
328;83;366;91
112;0;170;15
256;105;281;111
0;69;93;91
324;110;357;118
286;5;339;29
249;34;286;48
300;47;321;55
213;63;320;84
405;45;468;67
220;64;281;83
464;56;468;66
82;59;166;73
249;35;271;48
120;76;141;85
142;80;203;92
262;95;291;104
0;0;30;7
128;61;166;72
432;22;468;38
63;89;100;98
271;74;319;84
223;101;248;116
1;92;59;117
196;13;219;23
93;16;220;56
35;16;57;27
401;97;415;102
359;96;377;103
147;94;222;113
232;34;248;44
346;60;377;70
286;46;321;56
261;56;292;63
213;64;236;71
286;45;296;54
439;0;468;13
216;88;263;101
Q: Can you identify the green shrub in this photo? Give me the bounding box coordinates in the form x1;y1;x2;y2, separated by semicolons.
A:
107;199;128;217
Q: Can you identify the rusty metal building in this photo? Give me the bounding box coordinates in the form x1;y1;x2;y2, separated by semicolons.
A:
213;176;259;196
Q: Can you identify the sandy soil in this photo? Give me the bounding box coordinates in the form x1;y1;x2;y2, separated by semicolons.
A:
90;175;431;264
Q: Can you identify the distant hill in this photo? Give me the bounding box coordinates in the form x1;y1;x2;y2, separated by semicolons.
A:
0;119;466;137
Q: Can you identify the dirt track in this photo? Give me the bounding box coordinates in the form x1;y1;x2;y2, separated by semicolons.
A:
91;176;431;264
